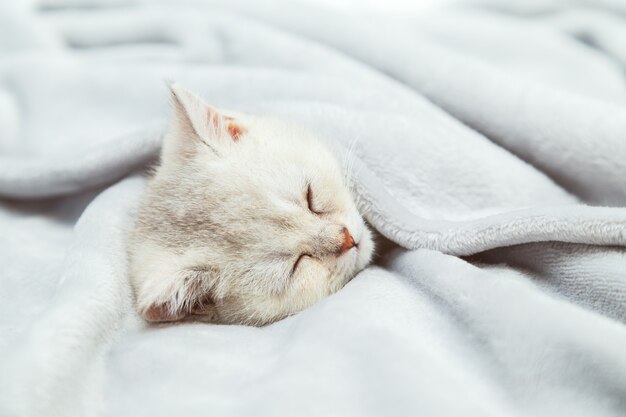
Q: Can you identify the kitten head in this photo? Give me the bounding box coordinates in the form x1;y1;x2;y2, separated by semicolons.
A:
128;83;374;326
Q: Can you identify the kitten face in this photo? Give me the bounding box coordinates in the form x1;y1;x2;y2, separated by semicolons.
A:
128;84;374;326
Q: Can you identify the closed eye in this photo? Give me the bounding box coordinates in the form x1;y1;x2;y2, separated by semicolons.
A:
291;253;312;275
306;184;322;215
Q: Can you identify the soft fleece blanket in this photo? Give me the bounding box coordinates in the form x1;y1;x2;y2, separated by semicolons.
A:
1;0;626;416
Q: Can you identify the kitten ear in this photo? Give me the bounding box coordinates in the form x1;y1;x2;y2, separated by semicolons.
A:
166;82;245;155
137;268;218;322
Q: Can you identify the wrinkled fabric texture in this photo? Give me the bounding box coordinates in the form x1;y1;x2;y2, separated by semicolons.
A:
1;1;626;416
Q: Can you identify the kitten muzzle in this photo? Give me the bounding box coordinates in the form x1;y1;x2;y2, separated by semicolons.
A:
338;227;357;255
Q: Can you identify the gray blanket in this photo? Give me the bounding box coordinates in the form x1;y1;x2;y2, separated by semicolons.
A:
1;0;625;416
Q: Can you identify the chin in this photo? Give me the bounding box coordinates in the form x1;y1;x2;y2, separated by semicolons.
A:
338;227;374;289
355;226;375;272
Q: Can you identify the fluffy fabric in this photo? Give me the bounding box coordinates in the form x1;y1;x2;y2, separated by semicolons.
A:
1;0;625;416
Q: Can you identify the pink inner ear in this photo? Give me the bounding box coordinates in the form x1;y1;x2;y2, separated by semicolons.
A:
206;107;246;141
227;122;245;141
142;302;185;322
207;108;221;129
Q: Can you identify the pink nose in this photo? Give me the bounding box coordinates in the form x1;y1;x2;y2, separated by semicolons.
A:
339;227;357;255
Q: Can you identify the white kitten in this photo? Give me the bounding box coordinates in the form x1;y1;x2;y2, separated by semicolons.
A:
128;83;374;326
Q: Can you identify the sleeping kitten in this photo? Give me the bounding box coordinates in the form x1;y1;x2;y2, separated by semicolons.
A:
128;83;374;326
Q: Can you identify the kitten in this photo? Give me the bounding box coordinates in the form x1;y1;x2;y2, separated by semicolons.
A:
128;83;374;326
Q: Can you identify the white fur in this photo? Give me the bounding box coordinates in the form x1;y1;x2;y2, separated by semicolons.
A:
128;83;374;326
